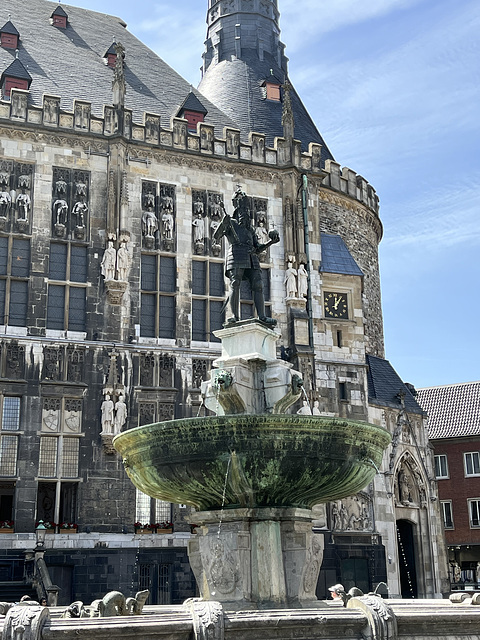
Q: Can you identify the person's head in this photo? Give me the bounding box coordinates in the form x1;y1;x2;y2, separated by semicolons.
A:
328;584;345;600
40;598;47;606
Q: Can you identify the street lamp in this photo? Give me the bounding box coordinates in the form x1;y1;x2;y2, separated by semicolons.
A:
35;521;47;548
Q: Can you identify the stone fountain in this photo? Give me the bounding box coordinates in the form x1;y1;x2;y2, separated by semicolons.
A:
113;319;391;610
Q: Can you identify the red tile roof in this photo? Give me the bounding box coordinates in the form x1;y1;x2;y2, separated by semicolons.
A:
417;381;480;439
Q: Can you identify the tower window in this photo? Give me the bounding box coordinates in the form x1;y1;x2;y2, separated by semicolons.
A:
265;82;281;101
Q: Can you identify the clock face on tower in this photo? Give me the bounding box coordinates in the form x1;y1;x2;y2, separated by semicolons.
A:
323;292;348;319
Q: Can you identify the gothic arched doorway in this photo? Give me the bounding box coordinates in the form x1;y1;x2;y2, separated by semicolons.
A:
396;519;418;598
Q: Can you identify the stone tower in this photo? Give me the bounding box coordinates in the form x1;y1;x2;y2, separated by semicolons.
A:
199;0;333;160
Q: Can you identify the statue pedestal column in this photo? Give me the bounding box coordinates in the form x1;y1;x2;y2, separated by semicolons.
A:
188;508;325;610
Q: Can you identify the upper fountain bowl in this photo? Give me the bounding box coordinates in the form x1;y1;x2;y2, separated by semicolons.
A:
113;414;391;510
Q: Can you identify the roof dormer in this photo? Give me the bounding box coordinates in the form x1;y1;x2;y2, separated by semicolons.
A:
0;20;20;50
261;73;282;102
177;91;208;132
103;42;118;68
50;5;68;29
1;55;32;98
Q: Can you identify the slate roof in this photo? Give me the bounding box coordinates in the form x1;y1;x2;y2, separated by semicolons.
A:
0;0;238;133
320;233;363;277
366;354;425;415
198;51;334;161
416;381;480;440
0;20;20;36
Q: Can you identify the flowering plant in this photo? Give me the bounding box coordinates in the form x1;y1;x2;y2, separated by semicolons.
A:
134;522;144;529
60;522;77;529
156;521;173;529
0;520;14;528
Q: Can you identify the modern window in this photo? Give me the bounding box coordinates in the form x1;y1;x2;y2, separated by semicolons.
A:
140;254;176;338
468;499;480;528
434;454;449;479
440;500;454;529
192;259;224;342
135;488;172;525
464;452;480;477
0;396;20;477
47;243;87;332
0;236;30;326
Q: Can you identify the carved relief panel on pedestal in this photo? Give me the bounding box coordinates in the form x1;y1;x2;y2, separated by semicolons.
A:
0;159;34;234
330;492;374;532
192;190;225;257
51;167;90;240
141;181;176;251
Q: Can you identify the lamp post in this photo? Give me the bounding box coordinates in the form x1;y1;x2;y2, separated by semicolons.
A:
35;521;47;549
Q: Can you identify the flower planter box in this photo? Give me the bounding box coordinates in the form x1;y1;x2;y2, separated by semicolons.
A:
59;528;77;534
135;528;154;534
0;528;14;533
156;528;173;534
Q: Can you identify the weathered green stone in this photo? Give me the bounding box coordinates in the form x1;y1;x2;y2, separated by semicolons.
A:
113;414;391;511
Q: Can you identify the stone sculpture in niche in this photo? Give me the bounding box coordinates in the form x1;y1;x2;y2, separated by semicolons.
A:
192;213;205;254
101;241;117;281
116;242;131;281
5;342;25;379
297;400;312;415
284;262;297;298
254;219;270;261
100;393;115;434
297;263;308;298
114;395;127;433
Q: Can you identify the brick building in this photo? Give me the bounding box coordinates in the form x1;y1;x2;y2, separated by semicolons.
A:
0;0;448;604
417;381;480;591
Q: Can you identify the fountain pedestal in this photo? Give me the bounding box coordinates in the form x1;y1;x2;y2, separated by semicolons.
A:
188;508;324;610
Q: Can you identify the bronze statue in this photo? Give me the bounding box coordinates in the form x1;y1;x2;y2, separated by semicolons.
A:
213;186;279;325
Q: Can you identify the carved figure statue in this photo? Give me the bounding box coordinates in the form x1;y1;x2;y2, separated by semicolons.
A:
116;242;131;281
114;395;127;433
193;197;204;216
142;210;158;238
53;199;68;225
476;562;480;584
297;400;312;415
55;178;68;197
284;262;297;298
312;400;321;415
255;220;270;245
101;394;115;434
398;467;411;504
75;182;88;198
453;562;461;583
101;241;117;280
297;263;308;298
162;211;174;240
192;213;205;242
213;186;279;325
16;193;30;221
0;190;11;217
72;201;88;227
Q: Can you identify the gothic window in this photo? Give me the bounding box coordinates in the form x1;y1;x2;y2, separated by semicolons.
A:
0;396;20;476
51;167;90;240
192;259;224;342
138;402;174;426
239;267;271;320
47;243;87;332
434;454;449;479
39;397;82;479
140;254;176;338
36;482;77;530
135;488;172;526
0;236;30;326
441;501;454;529
464;452;480;477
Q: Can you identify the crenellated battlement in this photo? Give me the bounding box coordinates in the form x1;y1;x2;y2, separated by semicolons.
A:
322;160;379;215
0;89;378;216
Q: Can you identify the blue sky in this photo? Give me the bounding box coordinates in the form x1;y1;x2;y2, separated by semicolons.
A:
62;0;479;388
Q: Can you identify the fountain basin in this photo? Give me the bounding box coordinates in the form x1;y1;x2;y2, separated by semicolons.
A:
113;414;391;510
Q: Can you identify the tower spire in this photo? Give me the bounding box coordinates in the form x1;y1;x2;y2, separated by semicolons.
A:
202;0;287;76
